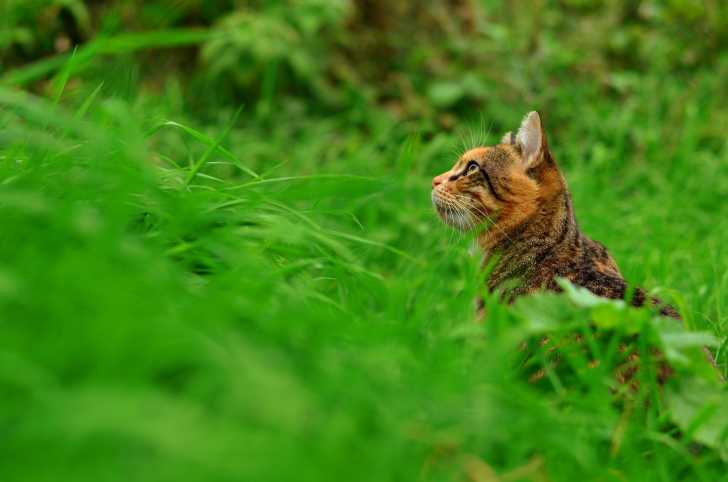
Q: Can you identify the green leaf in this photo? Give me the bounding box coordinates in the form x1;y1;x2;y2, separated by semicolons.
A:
667;378;728;460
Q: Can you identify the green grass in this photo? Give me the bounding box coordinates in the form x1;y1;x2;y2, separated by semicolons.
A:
1;3;728;480
2;79;727;481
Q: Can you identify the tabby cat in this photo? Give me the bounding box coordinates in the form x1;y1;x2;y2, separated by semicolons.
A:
431;111;678;316
431;111;722;381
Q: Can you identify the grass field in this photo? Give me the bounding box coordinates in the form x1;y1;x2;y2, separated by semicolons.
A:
1;2;727;481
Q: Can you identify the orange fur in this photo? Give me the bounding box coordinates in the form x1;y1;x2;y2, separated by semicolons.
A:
430;110;723;383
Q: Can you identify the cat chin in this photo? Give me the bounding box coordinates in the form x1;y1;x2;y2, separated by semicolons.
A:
433;205;475;231
441;214;474;232
436;207;494;233
431;191;476;231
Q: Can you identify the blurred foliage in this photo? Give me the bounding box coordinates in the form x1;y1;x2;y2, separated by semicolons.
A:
3;0;728;121
1;87;726;480
1;1;728;481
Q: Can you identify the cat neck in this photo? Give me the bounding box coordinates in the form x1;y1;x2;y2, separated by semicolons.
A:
477;173;580;291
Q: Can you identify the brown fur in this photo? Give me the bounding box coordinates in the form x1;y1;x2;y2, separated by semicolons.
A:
431;112;677;315
431;112;722;382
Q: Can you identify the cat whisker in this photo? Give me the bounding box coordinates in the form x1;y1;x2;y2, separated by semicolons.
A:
449;193;513;243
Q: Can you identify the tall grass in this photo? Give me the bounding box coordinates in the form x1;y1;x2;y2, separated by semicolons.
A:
1;2;728;480
2;76;727;480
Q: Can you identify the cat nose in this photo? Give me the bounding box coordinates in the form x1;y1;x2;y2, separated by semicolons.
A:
432;175;445;188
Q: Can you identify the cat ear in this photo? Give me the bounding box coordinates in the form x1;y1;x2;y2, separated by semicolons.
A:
500;131;515;144
515;111;546;168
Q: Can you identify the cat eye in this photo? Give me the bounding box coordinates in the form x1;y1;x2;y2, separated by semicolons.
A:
466;161;479;173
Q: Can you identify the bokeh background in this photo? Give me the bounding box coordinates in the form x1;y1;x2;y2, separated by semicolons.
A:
1;1;727;481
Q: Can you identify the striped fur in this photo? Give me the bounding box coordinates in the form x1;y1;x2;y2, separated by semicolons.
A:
432;112;677;315
432;111;723;382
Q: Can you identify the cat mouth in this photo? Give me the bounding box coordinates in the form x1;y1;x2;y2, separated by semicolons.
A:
433;200;458;216
431;190;474;214
432;190;473;231
431;190;495;232
431;191;450;211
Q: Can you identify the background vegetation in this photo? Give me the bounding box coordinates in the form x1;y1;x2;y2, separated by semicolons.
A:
1;1;727;480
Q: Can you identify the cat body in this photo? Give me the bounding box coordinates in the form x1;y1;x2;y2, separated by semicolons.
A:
431;112;677;316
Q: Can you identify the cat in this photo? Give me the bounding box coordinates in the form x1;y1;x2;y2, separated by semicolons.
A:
431;111;721;381
431;111;679;315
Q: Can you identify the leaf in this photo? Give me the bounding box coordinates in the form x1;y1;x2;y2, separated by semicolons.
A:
512;291;581;333
666;378;728;460
557;277;625;309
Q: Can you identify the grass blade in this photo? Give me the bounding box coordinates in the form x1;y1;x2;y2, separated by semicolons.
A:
185;106;243;186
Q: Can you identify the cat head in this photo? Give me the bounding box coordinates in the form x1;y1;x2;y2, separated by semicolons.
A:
431;111;564;237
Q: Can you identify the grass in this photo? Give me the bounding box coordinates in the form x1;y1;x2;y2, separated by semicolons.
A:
1;14;728;482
